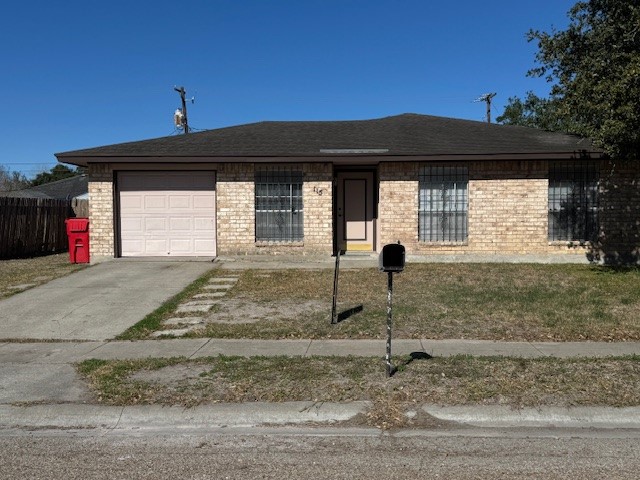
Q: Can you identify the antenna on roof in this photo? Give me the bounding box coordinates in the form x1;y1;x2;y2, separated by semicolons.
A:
474;92;497;123
173;86;194;134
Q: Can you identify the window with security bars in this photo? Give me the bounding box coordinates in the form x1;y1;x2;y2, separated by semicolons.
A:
419;165;468;242
255;167;304;242
548;162;599;242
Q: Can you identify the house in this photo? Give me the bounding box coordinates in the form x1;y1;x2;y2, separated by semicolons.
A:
55;113;640;264
0;175;88;200
1;175;89;217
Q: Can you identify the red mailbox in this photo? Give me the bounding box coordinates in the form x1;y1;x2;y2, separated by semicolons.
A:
65;218;90;264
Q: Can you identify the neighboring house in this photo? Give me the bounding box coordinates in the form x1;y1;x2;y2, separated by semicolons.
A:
55;113;639;264
1;175;88;200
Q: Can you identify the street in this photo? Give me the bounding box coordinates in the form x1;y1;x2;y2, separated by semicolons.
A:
2;425;639;479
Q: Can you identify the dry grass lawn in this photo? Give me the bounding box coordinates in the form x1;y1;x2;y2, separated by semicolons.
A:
190;264;640;341
78;354;640;428
0;253;86;299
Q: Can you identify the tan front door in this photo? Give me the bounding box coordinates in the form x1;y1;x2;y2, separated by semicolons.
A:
336;171;375;252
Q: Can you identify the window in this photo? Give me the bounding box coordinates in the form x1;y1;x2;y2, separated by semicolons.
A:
548;162;599;242
419;165;468;242
255;167;303;242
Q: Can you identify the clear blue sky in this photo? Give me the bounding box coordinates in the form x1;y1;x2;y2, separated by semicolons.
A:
1;0;576;177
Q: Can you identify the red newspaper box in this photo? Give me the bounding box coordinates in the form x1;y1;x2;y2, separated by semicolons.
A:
65;218;90;264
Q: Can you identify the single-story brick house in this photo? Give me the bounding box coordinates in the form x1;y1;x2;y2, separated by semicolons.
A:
55;113;639;264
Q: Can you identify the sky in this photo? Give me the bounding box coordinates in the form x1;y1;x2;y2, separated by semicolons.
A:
0;0;577;177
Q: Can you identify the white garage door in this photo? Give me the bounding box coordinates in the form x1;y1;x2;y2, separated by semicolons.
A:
118;171;216;257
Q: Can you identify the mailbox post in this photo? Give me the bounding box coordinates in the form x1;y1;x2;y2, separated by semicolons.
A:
379;242;405;377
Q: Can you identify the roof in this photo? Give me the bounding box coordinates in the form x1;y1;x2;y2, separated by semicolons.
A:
56;113;600;165
0;175;88;200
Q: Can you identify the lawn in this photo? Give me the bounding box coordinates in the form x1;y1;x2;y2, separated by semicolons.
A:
78;354;640;428
0;253;86;299
169;264;640;341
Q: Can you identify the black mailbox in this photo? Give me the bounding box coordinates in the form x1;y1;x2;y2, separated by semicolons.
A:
379;243;405;272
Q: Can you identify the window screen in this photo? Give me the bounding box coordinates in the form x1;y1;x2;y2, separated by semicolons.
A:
419;165;468;242
548;162;599;242
255;167;304;242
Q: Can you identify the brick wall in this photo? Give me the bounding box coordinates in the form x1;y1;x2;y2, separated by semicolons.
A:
379;160;587;256
217;163;333;254
593;161;640;264
216;163;255;254
87;164;115;260
468;161;549;254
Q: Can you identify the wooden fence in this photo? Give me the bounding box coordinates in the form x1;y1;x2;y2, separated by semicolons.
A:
0;197;75;259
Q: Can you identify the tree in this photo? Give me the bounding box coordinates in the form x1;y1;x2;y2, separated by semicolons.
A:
501;0;640;159
0;165;29;192
496;91;569;132
31;164;82;186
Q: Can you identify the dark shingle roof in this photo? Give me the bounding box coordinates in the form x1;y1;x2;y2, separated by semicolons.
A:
1;175;87;200
56;113;599;163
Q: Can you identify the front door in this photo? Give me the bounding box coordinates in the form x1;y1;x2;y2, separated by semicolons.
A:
336;171;375;252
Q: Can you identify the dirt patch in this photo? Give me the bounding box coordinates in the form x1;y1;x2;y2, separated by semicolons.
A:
203;297;327;324
129;364;212;384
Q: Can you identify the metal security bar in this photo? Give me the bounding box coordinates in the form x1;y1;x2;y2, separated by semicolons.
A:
548;161;599;242
419;165;468;242
255;167;304;242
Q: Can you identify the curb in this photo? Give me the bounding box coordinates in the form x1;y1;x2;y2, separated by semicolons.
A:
0;402;370;431
423;405;640;429
3;403;640;432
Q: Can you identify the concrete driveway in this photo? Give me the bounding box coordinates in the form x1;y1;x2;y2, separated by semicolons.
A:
0;260;214;341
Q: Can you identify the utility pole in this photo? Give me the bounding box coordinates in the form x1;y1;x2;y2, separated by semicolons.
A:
174;86;190;134
475;92;497;123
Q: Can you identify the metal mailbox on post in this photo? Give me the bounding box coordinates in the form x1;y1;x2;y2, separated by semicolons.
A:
65;218;90;264
379;243;405;273
379;242;405;377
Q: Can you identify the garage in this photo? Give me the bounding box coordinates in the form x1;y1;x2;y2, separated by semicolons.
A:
117;171;216;257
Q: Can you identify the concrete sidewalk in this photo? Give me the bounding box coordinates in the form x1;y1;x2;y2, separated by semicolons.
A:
2;338;639;431
2;338;640;364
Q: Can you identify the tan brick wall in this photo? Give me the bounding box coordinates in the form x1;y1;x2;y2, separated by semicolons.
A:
216;163;255;254
593;161;640;264
87;164;115;260
379;162;419;247
379;160;588;256
217;163;333;255
302;163;333;252
468;161;549;254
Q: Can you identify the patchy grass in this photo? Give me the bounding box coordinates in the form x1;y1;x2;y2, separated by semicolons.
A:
78;355;640;428
195;264;640;341
115;268;221;340
0;253;86;299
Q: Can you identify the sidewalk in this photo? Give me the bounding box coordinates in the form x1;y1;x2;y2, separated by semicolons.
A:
2;338;640;432
2;338;640;363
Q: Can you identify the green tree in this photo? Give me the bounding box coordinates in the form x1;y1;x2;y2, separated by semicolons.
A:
500;0;640;159
31;164;83;186
0;165;29;192
496;91;569;132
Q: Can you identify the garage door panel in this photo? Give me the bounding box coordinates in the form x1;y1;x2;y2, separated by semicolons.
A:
120;195;143;210
121;239;143;255
118;172;216;257
169;217;192;231
194;239;216;254
144;238;170;254
193;195;216;209
194;217;215;231
169;195;191;209
144;217;168;232
144;195;168;210
121;217;143;233
169;238;192;254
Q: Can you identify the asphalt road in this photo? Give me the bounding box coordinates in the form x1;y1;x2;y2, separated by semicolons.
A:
2;426;640;479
